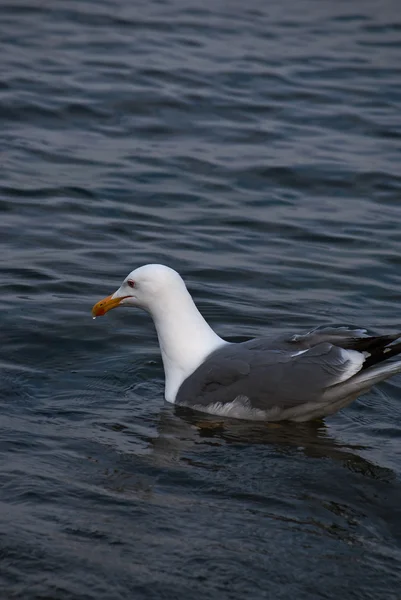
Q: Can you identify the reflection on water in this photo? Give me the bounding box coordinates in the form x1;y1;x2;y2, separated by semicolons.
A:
150;406;395;483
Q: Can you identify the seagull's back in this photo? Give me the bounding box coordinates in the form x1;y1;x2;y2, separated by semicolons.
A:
175;328;401;421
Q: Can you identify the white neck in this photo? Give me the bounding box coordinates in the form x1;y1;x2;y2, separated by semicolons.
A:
148;286;226;403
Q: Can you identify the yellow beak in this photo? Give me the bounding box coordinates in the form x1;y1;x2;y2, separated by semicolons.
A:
91;294;129;317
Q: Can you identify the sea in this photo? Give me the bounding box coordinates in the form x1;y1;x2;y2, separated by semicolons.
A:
1;1;401;598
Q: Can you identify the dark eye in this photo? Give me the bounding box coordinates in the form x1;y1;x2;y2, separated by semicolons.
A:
127;280;135;288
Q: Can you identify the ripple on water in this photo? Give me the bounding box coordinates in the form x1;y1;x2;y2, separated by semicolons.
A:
1;0;401;598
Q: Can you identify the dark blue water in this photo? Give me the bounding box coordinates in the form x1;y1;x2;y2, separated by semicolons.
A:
1;1;401;598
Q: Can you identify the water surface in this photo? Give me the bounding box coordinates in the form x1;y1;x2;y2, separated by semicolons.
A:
1;1;401;598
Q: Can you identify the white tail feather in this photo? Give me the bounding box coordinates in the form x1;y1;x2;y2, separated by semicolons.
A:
324;360;401;402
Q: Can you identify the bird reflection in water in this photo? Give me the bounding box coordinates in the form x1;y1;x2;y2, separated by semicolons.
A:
147;404;395;483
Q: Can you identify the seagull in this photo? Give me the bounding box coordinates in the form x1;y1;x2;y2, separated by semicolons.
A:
92;264;401;422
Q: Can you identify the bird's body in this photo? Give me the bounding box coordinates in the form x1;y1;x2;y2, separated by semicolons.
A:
92;264;401;422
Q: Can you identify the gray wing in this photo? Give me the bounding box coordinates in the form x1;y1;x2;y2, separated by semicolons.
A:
176;342;364;411
175;327;401;412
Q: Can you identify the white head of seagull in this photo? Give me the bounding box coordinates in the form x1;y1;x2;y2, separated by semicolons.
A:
92;264;226;402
